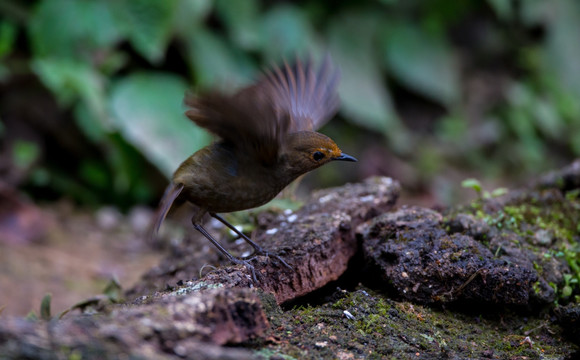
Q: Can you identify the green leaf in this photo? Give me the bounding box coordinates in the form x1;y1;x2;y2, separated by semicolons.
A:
25;311;38;321
461;178;482;194
112;0;178;64
0;21;16;58
31;58;110;140
216;0;261;50
328;12;409;152
486;0;515;20
562;285;572;298
73;101;108;143
381;22;460;106
79;160;109;189
185;28;255;88
105;134;154;202
532;98;562;139
541;0;580;98
490;188;508;198
103;278;123;303
109;72;210;177
173;0;213;36
260;5;318;60
29;0;121;60
520;0;554;26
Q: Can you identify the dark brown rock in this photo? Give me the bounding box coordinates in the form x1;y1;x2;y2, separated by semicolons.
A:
554;303;580;345
359;206;540;305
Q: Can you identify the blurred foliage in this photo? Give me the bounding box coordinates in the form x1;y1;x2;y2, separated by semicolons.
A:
0;0;580;207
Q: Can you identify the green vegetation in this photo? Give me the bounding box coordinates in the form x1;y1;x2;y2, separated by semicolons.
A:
462;187;580;304
23;278;125;321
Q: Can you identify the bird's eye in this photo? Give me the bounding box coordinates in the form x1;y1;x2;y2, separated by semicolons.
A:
312;151;325;161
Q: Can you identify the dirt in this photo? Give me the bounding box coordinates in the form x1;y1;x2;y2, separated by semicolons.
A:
0;203;161;317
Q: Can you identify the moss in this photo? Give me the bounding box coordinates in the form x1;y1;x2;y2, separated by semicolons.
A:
255;286;578;359
254;348;297;360
461;190;580;303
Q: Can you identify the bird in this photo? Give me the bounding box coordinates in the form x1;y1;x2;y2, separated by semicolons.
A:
150;55;357;281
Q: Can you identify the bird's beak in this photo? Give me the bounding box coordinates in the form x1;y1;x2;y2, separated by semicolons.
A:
333;153;357;162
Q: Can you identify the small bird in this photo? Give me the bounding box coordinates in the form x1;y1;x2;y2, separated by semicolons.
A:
150;55;356;281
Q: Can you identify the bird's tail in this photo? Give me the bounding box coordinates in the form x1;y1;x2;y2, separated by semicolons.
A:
148;182;185;242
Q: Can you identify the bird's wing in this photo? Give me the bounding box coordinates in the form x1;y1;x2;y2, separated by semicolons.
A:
184;55;340;165
184;86;286;166
265;54;340;132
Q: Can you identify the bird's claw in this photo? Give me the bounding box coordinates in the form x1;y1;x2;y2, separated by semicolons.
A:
241;249;292;270
230;257;259;283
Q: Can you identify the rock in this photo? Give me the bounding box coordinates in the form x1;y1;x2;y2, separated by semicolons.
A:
554;303;580;345
359;206;540;305
0;287;265;359
130;177;401;304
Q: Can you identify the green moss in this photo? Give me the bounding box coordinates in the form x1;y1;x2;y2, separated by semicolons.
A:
256;286;577;359
254;348;297;360
463;190;580;302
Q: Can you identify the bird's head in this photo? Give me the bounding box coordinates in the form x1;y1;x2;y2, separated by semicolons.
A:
281;131;356;177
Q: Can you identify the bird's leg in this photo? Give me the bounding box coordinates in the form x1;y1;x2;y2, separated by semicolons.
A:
209;212;292;270
192;220;258;282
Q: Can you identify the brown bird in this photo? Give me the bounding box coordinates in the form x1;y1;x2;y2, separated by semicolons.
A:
151;56;356;281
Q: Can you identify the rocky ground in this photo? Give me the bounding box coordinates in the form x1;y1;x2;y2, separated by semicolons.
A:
1;162;580;359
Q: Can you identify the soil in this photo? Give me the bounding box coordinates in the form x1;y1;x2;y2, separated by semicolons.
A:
0;203;161;317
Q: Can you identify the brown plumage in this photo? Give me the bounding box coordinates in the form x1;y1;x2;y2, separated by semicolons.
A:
150;56;356;281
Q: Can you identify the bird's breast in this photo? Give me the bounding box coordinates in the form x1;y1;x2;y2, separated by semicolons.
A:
173;144;291;213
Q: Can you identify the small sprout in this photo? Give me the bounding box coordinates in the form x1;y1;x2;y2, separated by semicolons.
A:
462;178;509;200
40;293;52;321
562;285;572;298
462;178;482;196
532;281;542;295
25;311;38;321
490;187;508;198
103;278;123;303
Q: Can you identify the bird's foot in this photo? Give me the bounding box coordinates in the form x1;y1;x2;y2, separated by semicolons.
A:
243;246;293;270
229;256;258;283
